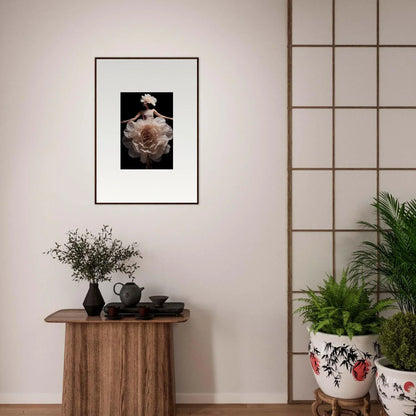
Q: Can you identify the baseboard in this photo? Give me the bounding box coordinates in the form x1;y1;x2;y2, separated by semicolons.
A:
0;393;287;405
175;393;287;404
0;394;62;404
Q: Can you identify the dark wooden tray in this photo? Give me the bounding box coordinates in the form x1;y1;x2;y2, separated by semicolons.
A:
104;302;185;317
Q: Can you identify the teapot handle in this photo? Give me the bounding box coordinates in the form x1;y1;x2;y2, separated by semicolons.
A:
113;282;124;296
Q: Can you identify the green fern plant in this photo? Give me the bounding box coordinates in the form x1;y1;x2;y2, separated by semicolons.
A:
350;192;416;314
295;270;394;339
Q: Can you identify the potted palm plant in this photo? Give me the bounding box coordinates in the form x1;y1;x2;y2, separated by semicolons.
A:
351;192;416;415
295;270;393;399
45;225;142;316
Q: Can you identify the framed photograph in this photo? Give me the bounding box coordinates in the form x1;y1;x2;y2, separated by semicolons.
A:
95;57;199;204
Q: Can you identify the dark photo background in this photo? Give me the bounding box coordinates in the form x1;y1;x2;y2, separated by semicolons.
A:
120;92;173;169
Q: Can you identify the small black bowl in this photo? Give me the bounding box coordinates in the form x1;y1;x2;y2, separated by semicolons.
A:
149;295;169;308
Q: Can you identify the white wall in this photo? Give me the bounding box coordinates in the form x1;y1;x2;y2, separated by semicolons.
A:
0;0;287;404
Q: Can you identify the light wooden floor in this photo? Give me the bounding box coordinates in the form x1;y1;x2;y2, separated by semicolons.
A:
0;403;383;415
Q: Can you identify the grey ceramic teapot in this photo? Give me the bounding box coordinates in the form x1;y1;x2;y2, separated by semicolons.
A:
113;282;144;307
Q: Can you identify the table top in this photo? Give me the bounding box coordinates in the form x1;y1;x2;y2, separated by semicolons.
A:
45;309;190;324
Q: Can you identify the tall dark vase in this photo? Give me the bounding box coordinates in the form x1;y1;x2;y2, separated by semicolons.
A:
83;283;105;316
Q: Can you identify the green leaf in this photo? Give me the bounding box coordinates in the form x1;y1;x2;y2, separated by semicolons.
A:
350;192;416;314
44;225;142;283
295;269;395;339
379;312;416;371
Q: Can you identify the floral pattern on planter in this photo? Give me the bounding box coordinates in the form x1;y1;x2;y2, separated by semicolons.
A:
376;358;416;416
308;332;380;399
310;352;320;375
308;340;379;388
352;359;371;382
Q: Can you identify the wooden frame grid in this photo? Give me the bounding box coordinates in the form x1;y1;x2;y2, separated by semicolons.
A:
287;0;416;403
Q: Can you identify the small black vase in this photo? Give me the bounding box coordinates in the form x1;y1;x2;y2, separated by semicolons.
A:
83;283;105;316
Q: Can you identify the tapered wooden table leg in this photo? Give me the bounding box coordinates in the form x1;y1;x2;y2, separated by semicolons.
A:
45;310;189;416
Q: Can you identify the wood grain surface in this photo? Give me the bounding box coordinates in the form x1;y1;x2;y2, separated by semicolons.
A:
61;322;176;416
44;308;190;416
45;309;189;324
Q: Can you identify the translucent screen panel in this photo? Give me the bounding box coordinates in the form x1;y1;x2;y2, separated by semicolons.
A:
292;232;332;291
292;171;332;229
380;48;416;106
292;109;332;168
292;354;318;401
335;171;377;230
335;109;377;168
292;297;310;353
335;0;377;45
379;171;416;202
292;48;332;106
292;0;332;44
380;109;416;168
335;232;377;278
380;0;416;44
335;48;377;106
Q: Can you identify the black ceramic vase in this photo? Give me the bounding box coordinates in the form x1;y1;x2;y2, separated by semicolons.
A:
83;283;105;316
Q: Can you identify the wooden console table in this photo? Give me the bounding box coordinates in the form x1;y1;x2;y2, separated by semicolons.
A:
45;309;190;416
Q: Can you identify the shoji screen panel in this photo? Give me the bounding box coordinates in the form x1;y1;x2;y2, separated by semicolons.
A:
288;0;416;403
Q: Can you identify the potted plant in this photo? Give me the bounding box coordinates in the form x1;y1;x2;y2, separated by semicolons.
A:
376;313;416;416
350;192;416;415
351;192;416;313
45;225;142;316
295;270;393;399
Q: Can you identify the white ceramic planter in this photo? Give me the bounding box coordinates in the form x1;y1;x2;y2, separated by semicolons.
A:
308;331;380;399
375;357;416;416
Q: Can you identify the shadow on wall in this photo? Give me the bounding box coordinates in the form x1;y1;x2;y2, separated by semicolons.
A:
174;305;215;401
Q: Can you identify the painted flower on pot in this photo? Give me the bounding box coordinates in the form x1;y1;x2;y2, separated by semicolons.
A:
404;382;416;394
376;358;416;416
308;340;377;387
295;271;394;399
374;313;416;415
352;359;371;382
310;352;320;375
308;333;380;399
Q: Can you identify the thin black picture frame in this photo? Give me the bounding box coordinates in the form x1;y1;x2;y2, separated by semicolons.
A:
94;57;199;205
